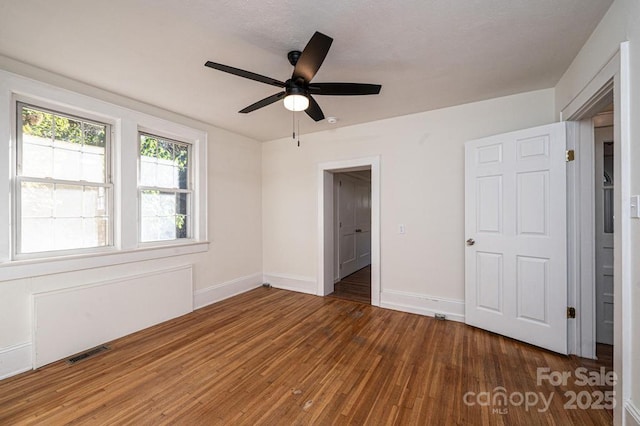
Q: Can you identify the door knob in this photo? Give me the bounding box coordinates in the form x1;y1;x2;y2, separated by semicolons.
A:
466;238;475;246
355;229;362;233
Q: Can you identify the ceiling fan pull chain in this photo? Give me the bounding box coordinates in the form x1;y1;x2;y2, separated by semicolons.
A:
292;109;296;140
297;119;301;147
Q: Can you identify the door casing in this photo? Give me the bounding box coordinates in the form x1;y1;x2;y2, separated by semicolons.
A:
562;42;631;424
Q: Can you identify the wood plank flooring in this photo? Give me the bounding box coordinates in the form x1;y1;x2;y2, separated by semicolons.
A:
0;288;613;425
328;266;371;303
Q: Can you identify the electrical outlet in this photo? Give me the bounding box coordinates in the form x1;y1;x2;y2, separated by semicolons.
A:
399;224;406;234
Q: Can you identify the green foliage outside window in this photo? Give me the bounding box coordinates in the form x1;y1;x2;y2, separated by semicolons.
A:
22;106;106;146
139;135;188;170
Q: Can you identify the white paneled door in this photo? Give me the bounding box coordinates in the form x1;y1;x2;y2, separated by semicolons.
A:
464;123;568;354
594;126;614;345
354;180;372;270
339;175;358;278
338;174;371;278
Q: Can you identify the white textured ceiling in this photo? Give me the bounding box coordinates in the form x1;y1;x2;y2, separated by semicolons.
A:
0;0;611;141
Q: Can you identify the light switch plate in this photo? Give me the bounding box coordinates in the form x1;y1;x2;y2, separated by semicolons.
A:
631;195;640;218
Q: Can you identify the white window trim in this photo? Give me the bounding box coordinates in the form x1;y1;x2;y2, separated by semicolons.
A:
0;69;208;280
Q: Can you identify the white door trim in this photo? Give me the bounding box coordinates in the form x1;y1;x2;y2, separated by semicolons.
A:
562;41;630;425
317;156;380;305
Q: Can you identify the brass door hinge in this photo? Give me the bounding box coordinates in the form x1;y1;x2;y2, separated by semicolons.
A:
566;150;575;162
567;307;576;319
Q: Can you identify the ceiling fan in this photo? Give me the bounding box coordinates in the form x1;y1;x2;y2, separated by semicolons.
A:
204;31;382;122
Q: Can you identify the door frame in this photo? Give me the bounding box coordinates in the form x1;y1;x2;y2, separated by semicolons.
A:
317;156;380;305
562;42;630;423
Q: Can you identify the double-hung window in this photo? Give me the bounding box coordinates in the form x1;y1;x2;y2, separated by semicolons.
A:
138;132;192;242
1;71;207;273
15;103;112;256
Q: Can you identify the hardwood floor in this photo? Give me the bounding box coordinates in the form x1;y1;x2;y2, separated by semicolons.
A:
596;344;613;367
0;288;612;425
328;266;371;303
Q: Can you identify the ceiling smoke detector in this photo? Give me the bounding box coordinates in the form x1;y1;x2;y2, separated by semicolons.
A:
327;117;338;124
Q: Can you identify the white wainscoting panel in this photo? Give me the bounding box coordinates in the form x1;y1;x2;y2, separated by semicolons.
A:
263;273;317;295
0;342;32;380
194;273;262;309
33;265;193;368
380;290;465;322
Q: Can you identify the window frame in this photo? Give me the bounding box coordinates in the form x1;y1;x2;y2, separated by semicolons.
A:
13;101;115;260
137;131;194;244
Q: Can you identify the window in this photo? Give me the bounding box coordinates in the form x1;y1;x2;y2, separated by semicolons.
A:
15;103;112;255
138;132;191;242
1;70;208;274
603;141;614;233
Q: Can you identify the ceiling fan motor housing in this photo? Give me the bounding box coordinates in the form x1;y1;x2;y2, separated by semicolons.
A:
285;80;307;97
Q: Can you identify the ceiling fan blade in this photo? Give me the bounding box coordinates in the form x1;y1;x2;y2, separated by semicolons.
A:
293;32;333;83
305;96;325;122
239;92;286;113
205;61;285;88
309;83;382;96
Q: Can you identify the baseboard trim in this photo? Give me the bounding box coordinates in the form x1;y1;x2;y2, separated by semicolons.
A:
194;273;262;309
380;290;465;322
0;342;32;380
626;401;640;426
263;273;317;295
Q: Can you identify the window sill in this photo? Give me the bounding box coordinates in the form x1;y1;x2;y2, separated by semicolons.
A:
0;241;209;282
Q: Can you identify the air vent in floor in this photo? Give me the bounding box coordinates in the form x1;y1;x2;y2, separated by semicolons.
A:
66;345;110;365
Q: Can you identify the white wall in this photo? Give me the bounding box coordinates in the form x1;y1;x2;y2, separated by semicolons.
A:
262;88;555;307
0;56;263;378
555;1;640;423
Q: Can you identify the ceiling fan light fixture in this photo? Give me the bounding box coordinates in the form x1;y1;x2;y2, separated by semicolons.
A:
283;94;309;112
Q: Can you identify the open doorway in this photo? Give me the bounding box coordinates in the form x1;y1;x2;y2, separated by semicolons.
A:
593;108;614;363
317;156;380;306
567;89;616;362
564;77;620;376
328;170;372;303
544;43;629;421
